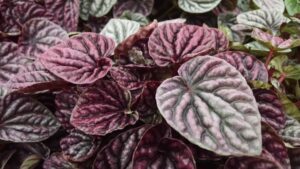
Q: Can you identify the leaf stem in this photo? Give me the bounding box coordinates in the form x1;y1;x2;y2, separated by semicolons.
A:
278;73;286;85
265;48;274;67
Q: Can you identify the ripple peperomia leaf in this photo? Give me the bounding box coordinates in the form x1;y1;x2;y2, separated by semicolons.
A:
178;0;222;13
0;93;60;142
39;33;114;84
60;130;99;162
253;89;286;131
253;0;285;13
148;23;229;67
285;0;300;16
44;0;80;32
113;0;154;17
80;0;117;20
156;55;262;156
214;51;268;82
100;19;140;45
43;153;79;169
18;18;68;59
280;116;300;146
93;125;151;169
70;80;139;135
119;11;149;26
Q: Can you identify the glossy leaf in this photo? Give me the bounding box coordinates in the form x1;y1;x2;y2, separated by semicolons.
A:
43;153;78;169
253;0;285;13
101;19;140;44
214;51;268;82
113;0;154;17
93;125;151;169
156;55;262;156
80;0;117;20
0;93;60;142
18;18;68;59
148;23;229;67
39;33;114;84
71;80;139;135
280;116;300;147
285;0;300;16
178;0;222;13
60;130;99;162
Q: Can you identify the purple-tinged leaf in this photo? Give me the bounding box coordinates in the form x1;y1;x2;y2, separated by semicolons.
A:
60;130;99;162
214;51;268;82
39;33;114;84
18;18;68;59
148;23;229;66
113;0;154;17
288;148;300;169
93;125;151;169
70;80;139;135
280;116;300;147
43;153;79;169
156;55;262;156
253;89;286;131
0;93;60;142
0;149;16;169
16;143;51;159
44;0;80;32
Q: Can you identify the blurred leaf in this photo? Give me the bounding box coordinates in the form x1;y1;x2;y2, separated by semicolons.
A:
279;94;300;121
0;149;16;169
285;0;300;16
20;155;41;169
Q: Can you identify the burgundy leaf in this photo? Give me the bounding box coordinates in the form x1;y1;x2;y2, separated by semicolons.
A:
148;23;229;66
43;153;79;169
253;89;286;131
0;93;61;142
39;33;115;84
288;148;300;169
70;80;139;135
214;51;268;82
18;18;69;59
44;0;80;32
113;0;154;17
60;130;99;162
93;125;151;169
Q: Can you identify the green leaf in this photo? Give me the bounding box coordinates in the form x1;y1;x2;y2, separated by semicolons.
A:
285;0;300;16
250;81;272;90
119;11;149;26
253;0;285;13
270;55;288;73
218;13;245;42
20;155;41;169
178;0;222;13
279;94;300;121
283;65;300;80
80;0;117;20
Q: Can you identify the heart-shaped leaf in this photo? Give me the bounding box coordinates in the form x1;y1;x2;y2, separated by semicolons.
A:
80;0;117;20
214;51;268;82
60;130;99;162
43;153;79;169
253;0;285;13
113;0;154;17
93;125;151;169
39;33;114;84
156;55;262;156
44;0;80;32
70;80;139;135
178;0;222;13
280;116;300;146
148;23;229;67
0;93;60;142
18;18;68;59
253;89;286;131
285;0;300;16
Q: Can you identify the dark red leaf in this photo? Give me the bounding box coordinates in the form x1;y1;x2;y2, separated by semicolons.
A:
43;153;79;169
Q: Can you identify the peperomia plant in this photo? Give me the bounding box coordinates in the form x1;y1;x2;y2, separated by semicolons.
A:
1;0;300;168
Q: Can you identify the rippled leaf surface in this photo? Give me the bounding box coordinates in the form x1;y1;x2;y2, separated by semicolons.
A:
43;153;78;169
80;0;117;20
214;51;268;82
71;80;139;135
93;125;151;169
39;33;114;84
119;11;149;26
178;0;222;13
0;93;60;142
156;55;262;156
113;0;154;17
280;117;300;146
18;18;68;59
253;0;285;13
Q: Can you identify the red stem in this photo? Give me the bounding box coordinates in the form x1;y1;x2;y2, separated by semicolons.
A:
265;48;274;67
278;73;286;85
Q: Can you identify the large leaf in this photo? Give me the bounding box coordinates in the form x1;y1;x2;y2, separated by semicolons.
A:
285;0;300;16
280;116;300;147
18;18;68;59
70;80;139;135
113;0;154;17
0;93;60;142
148;23;229;67
93;125;151;169
60;130;99;162
44;0;80;32
80;0;117;20
39;33;114;84
156;55;262;156
214;51;268;82
253;0;285;13
43;153;78;169
178;0;222;13
100;19;140;45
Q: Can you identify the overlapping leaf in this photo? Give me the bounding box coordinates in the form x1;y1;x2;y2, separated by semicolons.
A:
39;33;115;84
253;0;285;13
156;55;262;156
113;0;154;17
0;149;16;169
148;23;229;67
93;125;151;169
119;11;149;26
18;18;68;59
43;153;78;169
280;117;300;146
178;0;222;13
80;0;117;20
285;0;300;16
70;80;139;135
0;93;60;142
20;155;41;169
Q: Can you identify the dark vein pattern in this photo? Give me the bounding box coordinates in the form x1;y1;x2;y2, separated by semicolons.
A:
178;0;222;13
43;153;78;169
253;0;285;13
280;117;300;147
156;55;261;156
90;0;117;17
113;0;154;17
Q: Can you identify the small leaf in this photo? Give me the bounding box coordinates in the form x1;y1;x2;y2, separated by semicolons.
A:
101;19;140;45
253;0;285;13
156;55;262;156
280;116;300;147
285;0;300;16
39;33;114;84
43;153;79;169
20;154;41;169
178;0;222;13
80;0;117;20
113;0;154;17
0;93;60;142
70;80;139;135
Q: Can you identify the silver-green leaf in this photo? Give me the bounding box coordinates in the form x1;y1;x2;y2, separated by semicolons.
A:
253;0;285;13
178;0;222;13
